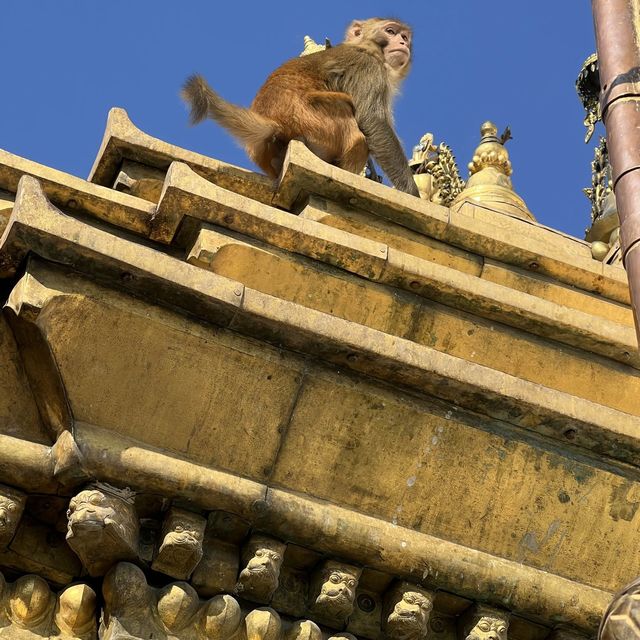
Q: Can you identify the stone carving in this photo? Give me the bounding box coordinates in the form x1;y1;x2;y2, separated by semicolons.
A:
285;620;322;640
0;484;26;547
0;571;96;639
235;534;286;603
101;562;329;640
384;581;434;640
65;483;139;576
309;560;361;628
151;506;206;579
599;576;640;640
464;607;509;640
52;584;97;639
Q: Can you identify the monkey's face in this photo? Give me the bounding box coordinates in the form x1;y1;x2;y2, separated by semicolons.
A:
379;21;412;70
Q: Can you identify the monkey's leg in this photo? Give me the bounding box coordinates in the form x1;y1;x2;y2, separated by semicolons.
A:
337;127;369;174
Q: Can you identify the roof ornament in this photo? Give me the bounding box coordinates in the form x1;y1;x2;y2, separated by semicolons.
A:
410;133;464;206
576;53;601;144
300;36;332;56
450;121;535;221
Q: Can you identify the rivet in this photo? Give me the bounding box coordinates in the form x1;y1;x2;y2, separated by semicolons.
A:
234;288;242;297
410;281;420;289
357;593;376;613
529;261;540;270
430;618;446;633
251;499;268;514
563;428;577;440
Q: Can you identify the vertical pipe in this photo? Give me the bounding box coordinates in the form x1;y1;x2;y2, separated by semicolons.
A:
592;0;640;342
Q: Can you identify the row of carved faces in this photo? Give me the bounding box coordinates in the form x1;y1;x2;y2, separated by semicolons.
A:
0;564;511;640
0;482;511;640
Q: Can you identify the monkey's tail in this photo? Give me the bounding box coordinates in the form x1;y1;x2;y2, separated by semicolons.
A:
182;74;279;148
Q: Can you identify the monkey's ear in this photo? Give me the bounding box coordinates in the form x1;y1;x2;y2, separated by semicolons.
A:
345;20;364;41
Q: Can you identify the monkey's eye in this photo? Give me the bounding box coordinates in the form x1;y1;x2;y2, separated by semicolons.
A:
347;579;356;588
270;552;281;561
330;573;341;584
498;628;506;635
385;27;396;35
405;595;416;604
256;550;264;557
89;494;102;505
478;623;491;632
175;525;184;532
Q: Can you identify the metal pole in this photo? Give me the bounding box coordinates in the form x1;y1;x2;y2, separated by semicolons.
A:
592;0;640;342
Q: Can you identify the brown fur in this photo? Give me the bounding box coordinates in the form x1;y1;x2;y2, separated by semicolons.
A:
182;18;418;195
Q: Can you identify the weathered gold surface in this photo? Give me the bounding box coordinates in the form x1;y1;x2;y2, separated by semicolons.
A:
276;141;629;304
89;107;275;204
1;107;639;640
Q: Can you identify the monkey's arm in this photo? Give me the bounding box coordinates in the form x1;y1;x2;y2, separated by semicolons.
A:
335;53;419;196
358;113;419;196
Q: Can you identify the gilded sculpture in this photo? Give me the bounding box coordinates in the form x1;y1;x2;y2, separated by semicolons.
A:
0;484;26;548
384;582;434;640
235;534;286;603
65;483;139;576
451;121;534;221
583;136;620;261
576;53;601;144
410;133;465;205
310;560;361;627
151;506;207;579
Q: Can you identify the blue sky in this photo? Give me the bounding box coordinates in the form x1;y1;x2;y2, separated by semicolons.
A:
1;2;598;239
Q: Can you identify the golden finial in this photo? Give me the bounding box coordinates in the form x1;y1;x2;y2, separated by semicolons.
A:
300;36;331;57
451;121;534;221
467;121;513;177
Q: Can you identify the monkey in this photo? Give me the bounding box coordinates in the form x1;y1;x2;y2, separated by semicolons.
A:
182;18;420;196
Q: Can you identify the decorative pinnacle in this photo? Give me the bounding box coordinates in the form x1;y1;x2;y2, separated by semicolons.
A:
301;35;330;57
467;121;513;177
